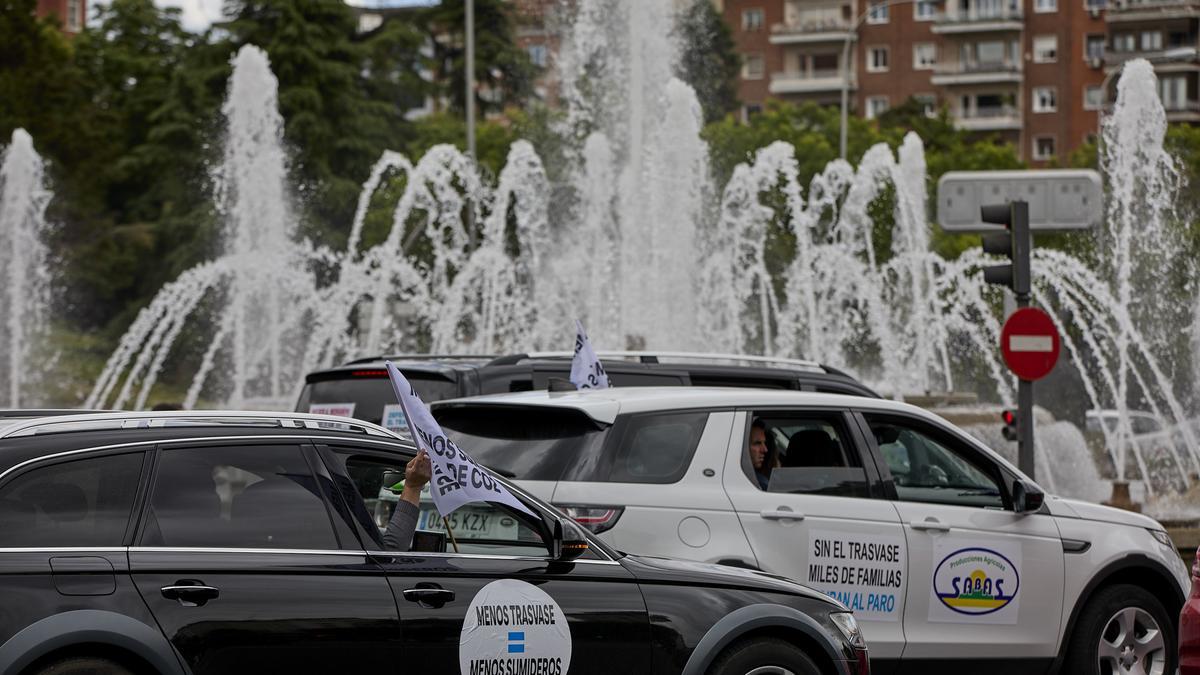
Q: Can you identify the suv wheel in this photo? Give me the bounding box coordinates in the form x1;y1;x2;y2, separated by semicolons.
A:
30;656;137;675
1065;584;1175;675
706;637;822;675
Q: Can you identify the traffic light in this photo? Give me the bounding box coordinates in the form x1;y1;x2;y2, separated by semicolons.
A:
1001;409;1018;441
980;201;1031;296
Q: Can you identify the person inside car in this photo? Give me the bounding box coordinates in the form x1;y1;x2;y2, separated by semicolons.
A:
382;449;431;551
749;419;776;489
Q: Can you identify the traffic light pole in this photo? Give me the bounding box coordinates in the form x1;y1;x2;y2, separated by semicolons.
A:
1011;200;1035;480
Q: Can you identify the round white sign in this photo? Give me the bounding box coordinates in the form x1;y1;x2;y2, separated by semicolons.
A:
459;579;572;675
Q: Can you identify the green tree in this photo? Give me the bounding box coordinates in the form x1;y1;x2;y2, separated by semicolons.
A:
676;0;741;124
223;0;409;245
420;0;535;116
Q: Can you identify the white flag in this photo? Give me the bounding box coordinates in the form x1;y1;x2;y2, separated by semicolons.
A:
385;361;534;517
570;320;610;389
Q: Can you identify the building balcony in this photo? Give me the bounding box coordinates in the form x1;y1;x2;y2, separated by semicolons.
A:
932;7;1023;33
1165;100;1200;120
769;70;854;94
954;106;1022;130
1104;47;1200;68
770;20;855;44
930;61;1023;85
1106;0;1200;22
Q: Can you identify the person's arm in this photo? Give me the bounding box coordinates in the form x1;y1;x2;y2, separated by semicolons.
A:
382;450;431;551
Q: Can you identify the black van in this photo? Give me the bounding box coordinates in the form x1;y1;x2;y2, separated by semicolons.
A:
295;351;880;426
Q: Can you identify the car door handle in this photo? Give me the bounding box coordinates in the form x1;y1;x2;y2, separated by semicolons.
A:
161;580;220;607
759;508;805;521
909;518;951;532
403;587;455;608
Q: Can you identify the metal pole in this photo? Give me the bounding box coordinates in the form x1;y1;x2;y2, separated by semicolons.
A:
840;36;852;159
465;0;477;245
465;0;476;164
1012;200;1034;479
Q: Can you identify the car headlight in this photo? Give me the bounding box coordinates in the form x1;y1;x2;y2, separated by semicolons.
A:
1148;528;1174;548
829;612;866;649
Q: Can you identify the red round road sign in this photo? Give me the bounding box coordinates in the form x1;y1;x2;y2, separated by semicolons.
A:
1000;307;1061;381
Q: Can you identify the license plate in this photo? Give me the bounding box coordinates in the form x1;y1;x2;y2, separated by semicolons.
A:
417;506;519;541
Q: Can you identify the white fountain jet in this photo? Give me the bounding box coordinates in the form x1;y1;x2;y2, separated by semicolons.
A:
0;129;52;408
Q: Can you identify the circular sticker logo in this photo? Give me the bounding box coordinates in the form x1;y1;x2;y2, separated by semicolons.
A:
932;547;1020;616
459;579;571;675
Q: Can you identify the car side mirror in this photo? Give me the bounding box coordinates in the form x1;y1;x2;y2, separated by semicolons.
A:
1013;479;1044;514
381;469;405;494
550;516;590;562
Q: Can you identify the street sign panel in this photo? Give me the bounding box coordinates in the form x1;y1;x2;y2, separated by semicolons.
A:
1000;307;1061;381
937;170;1102;232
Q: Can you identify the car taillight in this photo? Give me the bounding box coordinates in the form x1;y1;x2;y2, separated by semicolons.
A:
555;505;624;535
351;370;387;378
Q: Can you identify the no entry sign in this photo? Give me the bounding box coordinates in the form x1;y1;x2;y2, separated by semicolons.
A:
1000;307;1060;381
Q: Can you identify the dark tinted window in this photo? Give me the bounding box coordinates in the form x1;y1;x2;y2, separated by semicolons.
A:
142;445;339;549
440;406;707;484
438;406;610;481
606;412;707;483
297;373;460;425
0;453;143;547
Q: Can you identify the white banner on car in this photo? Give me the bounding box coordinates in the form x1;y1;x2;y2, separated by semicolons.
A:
570;320;610;390
385;361;535;518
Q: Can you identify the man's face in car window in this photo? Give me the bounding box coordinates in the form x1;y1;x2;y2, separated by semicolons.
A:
749;426;768;470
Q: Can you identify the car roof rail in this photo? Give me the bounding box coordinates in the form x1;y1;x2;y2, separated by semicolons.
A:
520;351;826;372
0;411;405;440
344;354;496;366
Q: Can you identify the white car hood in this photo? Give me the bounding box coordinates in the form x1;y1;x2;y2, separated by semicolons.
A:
1046;495;1163;529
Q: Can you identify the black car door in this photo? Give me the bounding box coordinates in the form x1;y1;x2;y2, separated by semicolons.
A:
128;439;403;674
318;443;653;675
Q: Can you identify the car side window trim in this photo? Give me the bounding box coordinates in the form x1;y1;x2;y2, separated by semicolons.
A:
855;410;1014;510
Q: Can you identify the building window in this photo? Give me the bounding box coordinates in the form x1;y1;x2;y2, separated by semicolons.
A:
914;1;936;20
1085;0;1107;9
1111;33;1135;52
743;54;765;80
914;43;937;70
1084;85;1104;110
742;8;765;31
1033;87;1058;112
1033;136;1057;160
867;1;889;23
868;46;890;72
743;103;764;121
866;96;890;119
66;0;81;31
1161;75;1188;110
1141;31;1162;51
1035;0;1057;11
1085;34;1106;61
1033;35;1058;63
527;44;548;68
915;94;938;117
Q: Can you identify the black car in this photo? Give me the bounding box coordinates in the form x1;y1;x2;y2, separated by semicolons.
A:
296;352;879;427
0;411;868;675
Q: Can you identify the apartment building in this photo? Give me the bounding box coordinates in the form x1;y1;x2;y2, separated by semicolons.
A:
721;0;1109;163
1104;0;1200;123
35;0;86;34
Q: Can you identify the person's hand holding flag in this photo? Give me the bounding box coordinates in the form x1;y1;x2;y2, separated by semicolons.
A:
384;361;534;517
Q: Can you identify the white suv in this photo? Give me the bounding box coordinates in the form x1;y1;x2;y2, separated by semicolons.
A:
432;387;1191;674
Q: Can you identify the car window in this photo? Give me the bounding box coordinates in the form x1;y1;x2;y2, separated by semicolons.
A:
439;406;610;480
864;415;1005;509
748;414;869;497
297;372;460;425
606;412;707;483
331;451;553;557
0;452;143;547
141;444;340;550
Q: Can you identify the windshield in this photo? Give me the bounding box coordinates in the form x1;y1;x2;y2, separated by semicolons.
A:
296;374;460;425
437;406;611;481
